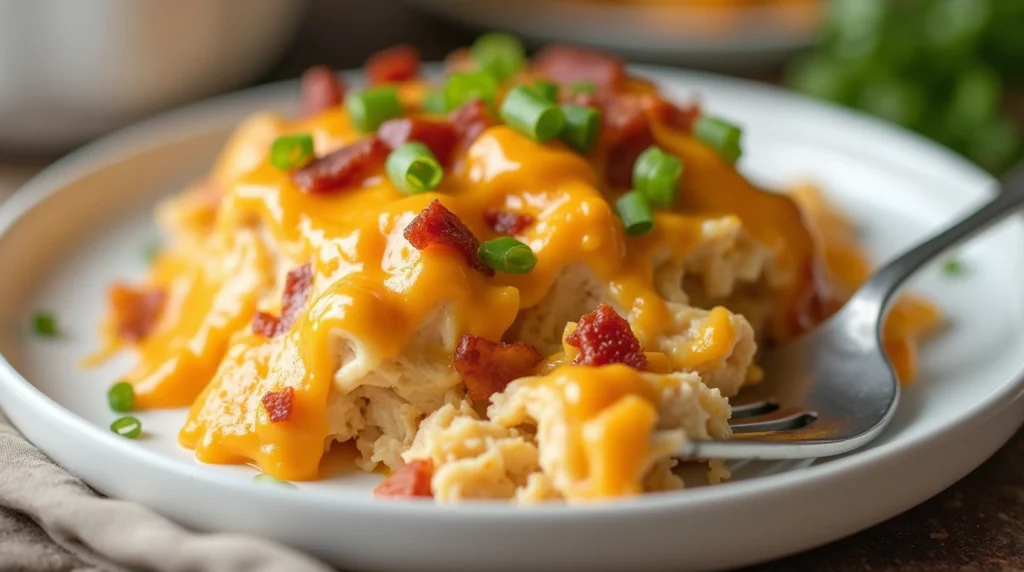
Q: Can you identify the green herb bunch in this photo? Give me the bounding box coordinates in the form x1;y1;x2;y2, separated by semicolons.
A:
788;0;1024;173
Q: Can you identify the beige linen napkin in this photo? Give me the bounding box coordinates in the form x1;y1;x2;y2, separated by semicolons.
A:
0;409;334;572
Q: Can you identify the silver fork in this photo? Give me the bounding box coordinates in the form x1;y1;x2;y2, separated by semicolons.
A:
678;165;1024;461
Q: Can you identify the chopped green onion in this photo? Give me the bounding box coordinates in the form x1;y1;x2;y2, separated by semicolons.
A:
32;312;57;337
253;474;296;488
470;32;526;82
633;145;683;209
108;382;135;413
345;86;403;133
941;257;965;276
569;81;597;95
478;237;538;274
693;116;743;163
386;142;444;194
269;134;315;170
615;191;654;236
531;80;558;103
110;416;142;439
443;72;499;111
499;86;565;142
559;104;601;153
423;89;448;114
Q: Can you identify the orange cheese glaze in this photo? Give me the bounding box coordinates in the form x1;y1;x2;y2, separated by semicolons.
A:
93;74;932;485
790;184;943;382
95;230;273;408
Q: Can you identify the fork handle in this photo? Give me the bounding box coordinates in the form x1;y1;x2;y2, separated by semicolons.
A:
852;163;1024;314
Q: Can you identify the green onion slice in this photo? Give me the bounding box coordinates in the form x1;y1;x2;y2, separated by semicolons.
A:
470;32;526;82
386;142;444;194
110;416;142;439
108;382;135;413
632;145;683;209
693;116;743;163
615;191;655;236
443;72;499;112
532;80;558;103
942;257;965;276
559;104;601;153
32;312;57;337
478;237;538;274
269;133;316;170
499;86;565;142
345;86;403;133
423;89;448;114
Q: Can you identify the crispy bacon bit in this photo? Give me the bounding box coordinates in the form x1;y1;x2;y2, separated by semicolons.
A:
601;94;656;189
784;258;835;339
602;94;650;146
652;98;701;133
532;44;625;92
566;304;648;370
605;129;655;189
109;285;166;343
280;263;314;330
403;200;493;276
292;137;388;194
374;459;434;499
300;65;345;117
378;118;457;166
366;44;421;85
252;264;314;338
600;96;698;188
251;311;282;338
444;47;475;75
483;209;534;235
454;335;543;401
448;99;494;150
261;387;294;423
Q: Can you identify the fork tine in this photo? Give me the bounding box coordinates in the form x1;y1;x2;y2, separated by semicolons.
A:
729;400;780;419
730;411;818;434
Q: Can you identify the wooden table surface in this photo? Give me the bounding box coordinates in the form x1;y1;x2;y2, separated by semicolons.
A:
1;1;1021;570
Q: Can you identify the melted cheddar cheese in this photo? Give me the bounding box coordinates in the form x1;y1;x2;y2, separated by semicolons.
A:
790;183;943;382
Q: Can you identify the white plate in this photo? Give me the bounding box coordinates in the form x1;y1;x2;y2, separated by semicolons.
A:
406;0;821;68
0;67;1022;572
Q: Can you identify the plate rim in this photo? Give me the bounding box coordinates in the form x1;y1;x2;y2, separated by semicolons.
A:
405;0;820;65
1;63;1022;525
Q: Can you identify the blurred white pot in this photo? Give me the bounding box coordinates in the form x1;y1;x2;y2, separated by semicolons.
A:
0;0;307;151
